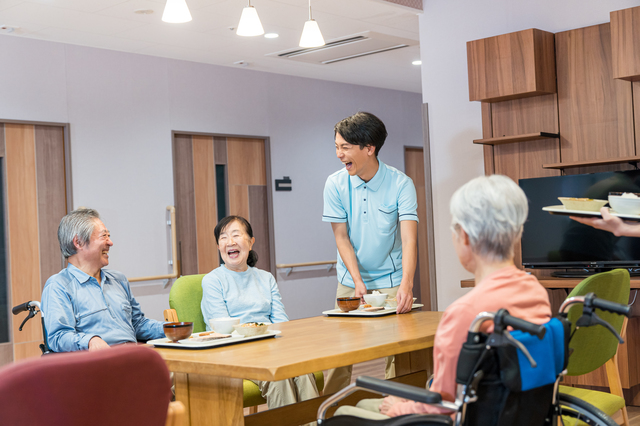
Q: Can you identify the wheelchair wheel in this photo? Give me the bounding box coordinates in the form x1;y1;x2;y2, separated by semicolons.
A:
558;393;618;426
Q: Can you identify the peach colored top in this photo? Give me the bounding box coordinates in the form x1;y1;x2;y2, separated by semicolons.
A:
387;266;551;417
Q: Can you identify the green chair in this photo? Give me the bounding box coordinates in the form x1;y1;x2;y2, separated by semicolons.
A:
559;269;630;426
164;274;324;412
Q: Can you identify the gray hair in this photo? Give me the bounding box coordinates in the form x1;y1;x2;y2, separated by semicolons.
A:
450;175;528;261
58;208;101;258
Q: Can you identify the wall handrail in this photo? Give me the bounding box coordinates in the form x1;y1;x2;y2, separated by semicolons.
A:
129;206;179;285
276;260;337;276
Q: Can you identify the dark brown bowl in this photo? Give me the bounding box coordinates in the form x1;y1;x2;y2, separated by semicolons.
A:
163;322;194;342
337;297;361;312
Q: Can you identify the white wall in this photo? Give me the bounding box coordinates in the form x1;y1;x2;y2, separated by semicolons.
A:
419;0;640;310
0;35;423;321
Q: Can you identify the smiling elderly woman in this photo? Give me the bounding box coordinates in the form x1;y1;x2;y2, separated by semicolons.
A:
200;215;319;412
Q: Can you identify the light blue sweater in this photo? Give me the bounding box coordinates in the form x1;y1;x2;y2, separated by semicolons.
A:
201;265;289;329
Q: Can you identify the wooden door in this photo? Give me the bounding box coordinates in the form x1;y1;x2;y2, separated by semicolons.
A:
173;134;273;276
0;122;68;366
404;147;431;310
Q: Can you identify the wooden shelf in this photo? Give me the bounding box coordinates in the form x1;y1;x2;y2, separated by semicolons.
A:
473;132;559;146
542;156;640;170
462;277;640;289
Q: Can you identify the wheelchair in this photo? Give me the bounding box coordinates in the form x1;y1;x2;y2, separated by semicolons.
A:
12;300;53;354
318;293;630;426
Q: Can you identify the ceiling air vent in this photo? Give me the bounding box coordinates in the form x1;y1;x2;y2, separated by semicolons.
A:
266;31;417;65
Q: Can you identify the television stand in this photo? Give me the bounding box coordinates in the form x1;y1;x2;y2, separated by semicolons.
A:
551;268;640;278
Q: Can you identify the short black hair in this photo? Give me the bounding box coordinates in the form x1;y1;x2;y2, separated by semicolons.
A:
334;112;387;156
214;215;259;268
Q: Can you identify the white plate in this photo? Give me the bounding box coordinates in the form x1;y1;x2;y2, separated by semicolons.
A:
322;303;424;317
542;205;640;221
148;330;281;349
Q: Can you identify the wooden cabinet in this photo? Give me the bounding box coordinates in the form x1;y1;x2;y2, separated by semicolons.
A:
611;5;640;81
467;29;556;102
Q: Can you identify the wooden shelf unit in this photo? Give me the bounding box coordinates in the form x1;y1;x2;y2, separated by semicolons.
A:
542;156;640;169
611;5;640;81
467;29;557;103
461;277;640;289
473;132;559;146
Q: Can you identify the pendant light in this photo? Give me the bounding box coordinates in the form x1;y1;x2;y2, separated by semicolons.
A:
162;0;192;23
299;0;325;48
237;0;264;37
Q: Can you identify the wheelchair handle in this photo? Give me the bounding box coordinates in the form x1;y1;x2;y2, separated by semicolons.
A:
591;297;631;317
12;301;32;315
499;310;546;340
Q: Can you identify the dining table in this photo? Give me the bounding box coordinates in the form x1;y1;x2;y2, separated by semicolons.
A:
153;309;443;426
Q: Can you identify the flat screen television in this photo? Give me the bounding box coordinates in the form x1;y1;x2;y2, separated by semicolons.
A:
519;170;640;276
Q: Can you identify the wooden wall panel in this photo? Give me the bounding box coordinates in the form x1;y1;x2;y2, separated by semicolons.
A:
556;23;635;163
611;5;640;81
229;185;249;220
635;82;640;154
248;186;271;273
5;124;43;357
404;148;430;310
173;135;198;276
481;103;494;175
0;342;12;367
227;138;266;186
0;123;4;157
192;136;218;275
13;341;42;362
35;125;67;289
214;137;227;165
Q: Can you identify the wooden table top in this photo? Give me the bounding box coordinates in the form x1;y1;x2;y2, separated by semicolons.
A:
154;310;443;381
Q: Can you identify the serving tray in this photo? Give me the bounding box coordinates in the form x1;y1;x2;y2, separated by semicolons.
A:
543;205;640;221
148;330;281;349
322;304;424;317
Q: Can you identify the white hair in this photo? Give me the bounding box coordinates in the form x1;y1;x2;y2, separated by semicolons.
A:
450;175;528;261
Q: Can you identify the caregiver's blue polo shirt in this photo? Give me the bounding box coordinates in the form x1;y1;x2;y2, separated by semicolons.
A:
323;160;418;290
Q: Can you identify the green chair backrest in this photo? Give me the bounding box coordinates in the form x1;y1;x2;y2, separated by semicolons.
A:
565;269;630;376
169;274;207;333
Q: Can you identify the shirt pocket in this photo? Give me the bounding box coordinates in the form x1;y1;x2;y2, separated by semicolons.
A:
76;307;108;329
377;204;398;234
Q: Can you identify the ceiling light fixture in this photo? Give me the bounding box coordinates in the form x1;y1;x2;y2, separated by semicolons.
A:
264;32;279;39
162;0;192;23
237;0;264;37
299;0;324;48
412;60;422;65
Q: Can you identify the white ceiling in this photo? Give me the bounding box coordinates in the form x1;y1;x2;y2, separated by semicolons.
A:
0;0;423;93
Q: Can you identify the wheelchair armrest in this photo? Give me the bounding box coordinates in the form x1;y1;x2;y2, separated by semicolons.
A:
354;376;442;404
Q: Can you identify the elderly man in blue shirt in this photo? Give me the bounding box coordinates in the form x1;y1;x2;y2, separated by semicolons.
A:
322;111;419;393
42;208;164;352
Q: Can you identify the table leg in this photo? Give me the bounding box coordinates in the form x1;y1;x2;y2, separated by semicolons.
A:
175;373;191;425
395;348;433;377
177;373;244;426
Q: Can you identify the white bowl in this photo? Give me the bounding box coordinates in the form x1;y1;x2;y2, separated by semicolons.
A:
609;194;640;215
208;317;240;334
233;323;270;337
363;293;387;307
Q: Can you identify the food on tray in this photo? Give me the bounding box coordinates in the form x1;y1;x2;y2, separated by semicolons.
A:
240;322;266;327
361;303;372;309
372;290;382;295
364;306;385;312
558;197;608;212
187;332;232;342
609;192;640;215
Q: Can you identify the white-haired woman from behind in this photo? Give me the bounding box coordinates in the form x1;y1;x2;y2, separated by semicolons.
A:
334;174;552;419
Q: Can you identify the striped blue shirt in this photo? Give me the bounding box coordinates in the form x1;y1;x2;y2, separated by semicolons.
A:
323;160;418;289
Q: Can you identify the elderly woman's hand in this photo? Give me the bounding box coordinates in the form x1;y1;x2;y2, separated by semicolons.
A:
379;395;407;415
